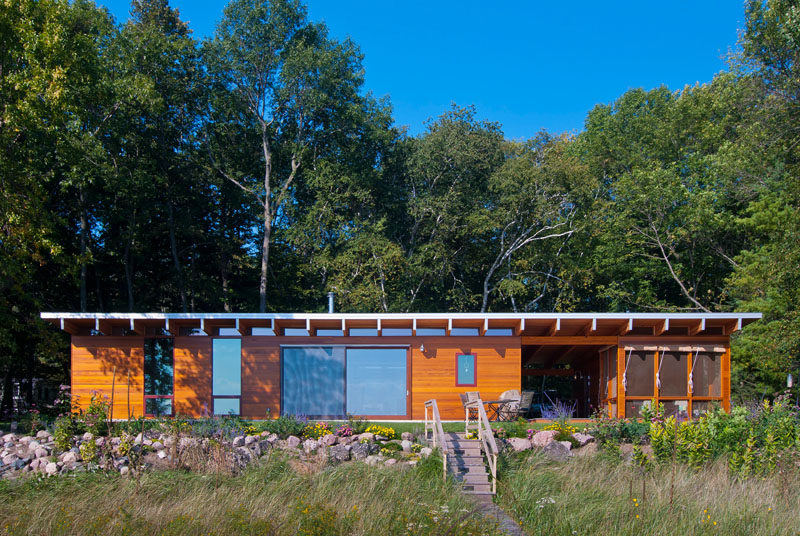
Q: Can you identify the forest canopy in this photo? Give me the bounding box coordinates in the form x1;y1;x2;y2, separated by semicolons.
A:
1;0;798;406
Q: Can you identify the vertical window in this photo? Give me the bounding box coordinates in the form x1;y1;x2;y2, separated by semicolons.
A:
144;338;174;416
346;348;407;416
281;347;345;417
626;351;654;396
693;352;721;397
456;354;476;386
659;352;687;396
213;338;242;415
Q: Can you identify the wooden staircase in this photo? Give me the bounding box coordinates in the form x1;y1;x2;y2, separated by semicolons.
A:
446;432;494;496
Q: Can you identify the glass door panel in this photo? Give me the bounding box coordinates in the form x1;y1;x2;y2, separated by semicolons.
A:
346;348;407;416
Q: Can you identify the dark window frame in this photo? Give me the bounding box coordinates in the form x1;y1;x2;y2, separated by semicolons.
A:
143;336;175;417
212;336;242;416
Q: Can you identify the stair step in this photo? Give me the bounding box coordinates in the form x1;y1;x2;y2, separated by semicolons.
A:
449;459;486;468
456;473;490;484
462;483;492;492
451;466;488;475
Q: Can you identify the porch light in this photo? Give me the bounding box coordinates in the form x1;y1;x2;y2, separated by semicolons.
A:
420;343;425;352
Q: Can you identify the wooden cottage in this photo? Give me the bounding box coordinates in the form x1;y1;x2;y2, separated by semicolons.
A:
40;312;760;421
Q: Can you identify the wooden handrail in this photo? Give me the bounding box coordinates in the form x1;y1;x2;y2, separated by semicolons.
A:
424;399;449;482
466;397;499;494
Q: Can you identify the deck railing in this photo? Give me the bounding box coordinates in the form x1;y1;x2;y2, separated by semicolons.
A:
424;399;449;482
466;397;499;494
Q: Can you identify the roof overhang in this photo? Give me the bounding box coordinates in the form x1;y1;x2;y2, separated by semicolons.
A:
40;311;762;337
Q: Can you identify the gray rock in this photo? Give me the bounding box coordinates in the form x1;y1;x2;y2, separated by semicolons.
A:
142;439;152;446
401;432;415;442
134;433;143;444
163;437;175;447
45;462;58;475
507;437;532;452
4;442;13;449
531;430;558;448
119;466;130;476
364;455;382;466
401;440;413;452
2;433;15;443
157;450;168;459
248;442;262;457
559;440;573;451
13;458;28;470
82;432;93;442
258;440;272;453
19;436;32;444
328;445;350;463
419;447;433;458
27;440;41;450
302;439;318;452
244;435;257;446
95;437;105;447
286;436;301;449
36;430;50;439
2;454;19;466
572;433;594;447
357;432;374;442
407;460;418;466
350;443;370;460
178;437;197;449
232;436;245;448
151;441;164;450
33;447;49;459
320;434;337;447
111;437;122;446
542;440;571;462
265;433;278;443
384;458;397;466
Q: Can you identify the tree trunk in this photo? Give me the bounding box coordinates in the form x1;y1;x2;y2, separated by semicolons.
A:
260;213;270;313
168;201;188;312
79;187;88;312
123;212;136;312
221;264;231;313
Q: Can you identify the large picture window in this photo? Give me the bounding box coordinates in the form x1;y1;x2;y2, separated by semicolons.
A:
144;338;174;416
346;348;407;416
625;351;654;396
282;347;345;418
213;338;242;415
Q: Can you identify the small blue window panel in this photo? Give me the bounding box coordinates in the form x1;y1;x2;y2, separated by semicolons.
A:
456;354;476;386
451;328;479;336
349;329;378;336
316;329;343;336
284;328;310;336
382;328;412;336
485;328;513;336
213;398;240;415
416;328;446;336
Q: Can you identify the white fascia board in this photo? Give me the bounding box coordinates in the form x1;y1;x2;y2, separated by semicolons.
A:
39;311;764;321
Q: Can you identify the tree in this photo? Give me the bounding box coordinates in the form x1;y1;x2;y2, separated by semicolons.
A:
204;0;371;312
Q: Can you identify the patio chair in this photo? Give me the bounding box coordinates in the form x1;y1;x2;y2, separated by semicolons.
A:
517;390;535;419
498;389;521;421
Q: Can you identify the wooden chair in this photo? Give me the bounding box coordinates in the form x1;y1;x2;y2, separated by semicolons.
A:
517;391;535;419
498;389;521;421
461;392;481;435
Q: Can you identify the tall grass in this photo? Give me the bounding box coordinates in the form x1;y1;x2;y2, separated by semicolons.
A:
497;451;799;535
0;453;502;535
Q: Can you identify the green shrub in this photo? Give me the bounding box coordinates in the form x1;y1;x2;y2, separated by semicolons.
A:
588;410;648;447
262;415;306;439
79;440;98;463
53;415;77;452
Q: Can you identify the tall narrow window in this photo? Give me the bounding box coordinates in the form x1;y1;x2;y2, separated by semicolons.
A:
213;338;242;415
456;354;477;386
144;338;174;416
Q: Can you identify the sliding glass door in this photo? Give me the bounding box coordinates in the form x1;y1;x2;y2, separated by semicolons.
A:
346;348;407;416
281;346;407;418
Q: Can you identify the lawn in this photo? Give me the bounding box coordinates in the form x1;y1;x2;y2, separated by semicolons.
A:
0;452;502;535
496;450;799;535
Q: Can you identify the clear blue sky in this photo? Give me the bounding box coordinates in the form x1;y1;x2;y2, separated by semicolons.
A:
97;0;745;140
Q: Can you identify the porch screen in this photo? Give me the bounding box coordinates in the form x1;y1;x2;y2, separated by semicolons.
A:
626;351;654;396
346;348;407;416
281;347;344;417
693;352;721;396
659;352;687;396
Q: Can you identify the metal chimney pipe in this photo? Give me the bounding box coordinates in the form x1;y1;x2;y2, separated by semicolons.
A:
327;292;335;313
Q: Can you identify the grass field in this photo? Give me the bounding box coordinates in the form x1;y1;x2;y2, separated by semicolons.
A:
496;450;800;536
0;452;502;536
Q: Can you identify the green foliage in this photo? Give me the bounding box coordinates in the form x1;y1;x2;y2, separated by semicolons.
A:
79;439;98;463
261;415;306;439
588;410;649;448
302;421;333;439
53;415;76;452
79;393;110;436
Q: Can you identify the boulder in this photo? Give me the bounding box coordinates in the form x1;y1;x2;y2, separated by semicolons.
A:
350;442;371;460
232;436;245;448
111;437;122;446
19;436;32;445
302;439;318;452
357;432;374;442
364;455;381;466
320;434;337;447
163;437;175;447
531;430;558;448
36;430;50;440
542;440;571;462
265;433;278;443
119;466;130;476
34;448;49;459
401;432;415;442
419;447;433;458
244;435;257;446
142;439;152;446
134;433;143;444
507;437;532;452
400;440;413;453
384;458;397;466
258;440;272;453
45;462;59;475
233;447;253;469
328;445;350;463
27;440;41;450
2;454;19;466
2;433;15;443
248;442;262;458
572;433;594;447
82;432;93;442
286;436;301;449
151;441;164;450
157;450;168;459
95;437;106;447
559;441;573;451
13;458;28;470
178;437;197;449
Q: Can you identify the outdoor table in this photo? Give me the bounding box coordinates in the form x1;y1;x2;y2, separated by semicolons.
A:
482;399;517;421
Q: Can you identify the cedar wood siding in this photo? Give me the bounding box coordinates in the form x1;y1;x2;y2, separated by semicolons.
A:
71;336;144;419
174;337;212;416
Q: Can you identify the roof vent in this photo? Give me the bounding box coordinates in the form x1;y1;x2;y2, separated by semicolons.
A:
327;292;335;314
